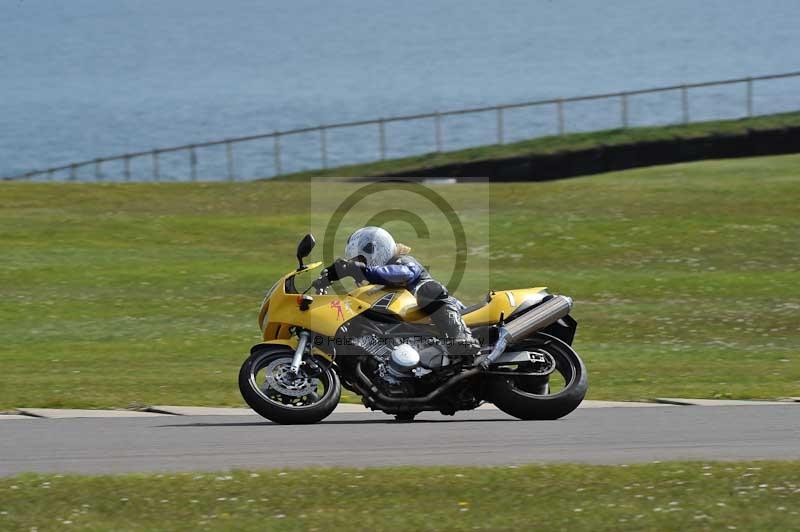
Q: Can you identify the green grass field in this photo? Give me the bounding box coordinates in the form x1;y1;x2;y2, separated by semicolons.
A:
1;462;798;530
277;111;800;180
1;153;798;409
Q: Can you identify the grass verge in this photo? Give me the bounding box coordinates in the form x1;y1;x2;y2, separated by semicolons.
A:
1;154;798;408
1;462;799;530
276;111;800;181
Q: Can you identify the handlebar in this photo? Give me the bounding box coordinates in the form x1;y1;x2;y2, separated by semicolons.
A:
312;271;331;292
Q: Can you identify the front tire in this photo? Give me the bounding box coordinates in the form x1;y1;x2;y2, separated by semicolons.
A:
487;332;587;420
239;347;341;424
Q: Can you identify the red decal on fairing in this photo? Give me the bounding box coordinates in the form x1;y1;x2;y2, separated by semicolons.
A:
330;299;344;320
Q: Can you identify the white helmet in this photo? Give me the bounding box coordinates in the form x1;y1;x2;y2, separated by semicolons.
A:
345;226;396;268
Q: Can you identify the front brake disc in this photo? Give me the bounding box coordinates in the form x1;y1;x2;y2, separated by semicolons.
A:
263;359;321;397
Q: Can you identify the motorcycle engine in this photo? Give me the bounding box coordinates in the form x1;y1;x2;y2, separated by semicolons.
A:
353;335;450;385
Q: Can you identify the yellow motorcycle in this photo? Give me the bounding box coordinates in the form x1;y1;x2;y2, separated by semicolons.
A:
239;234;587;423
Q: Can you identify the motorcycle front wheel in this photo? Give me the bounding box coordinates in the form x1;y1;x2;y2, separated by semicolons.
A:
486;332;587;420
239;346;341;424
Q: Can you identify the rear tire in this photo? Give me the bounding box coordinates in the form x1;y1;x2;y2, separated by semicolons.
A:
487;333;587;420
239;347;341;424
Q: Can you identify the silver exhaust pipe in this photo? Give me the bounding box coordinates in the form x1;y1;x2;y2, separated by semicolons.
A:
478;295;573;367
504;295;573;342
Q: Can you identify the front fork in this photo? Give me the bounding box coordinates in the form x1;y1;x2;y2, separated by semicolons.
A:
289;330;312;375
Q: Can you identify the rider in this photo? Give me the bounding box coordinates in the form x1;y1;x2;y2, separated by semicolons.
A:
326;226;480;357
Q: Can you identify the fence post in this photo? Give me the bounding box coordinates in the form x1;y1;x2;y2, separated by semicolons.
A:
496;107;504;145
123;156;131;181
378;119;387;160
556;99;565;135
273;132;282;176
320;127;328;169
189;146;197;181
225;141;235;181
434;112;443;153
681;85;689;124
69;164;77;181
620;93;629;128
152;150;160;181
94;159;102;181
746;77;754;117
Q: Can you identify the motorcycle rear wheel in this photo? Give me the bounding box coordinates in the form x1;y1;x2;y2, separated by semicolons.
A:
487;332;587;420
239;346;341;424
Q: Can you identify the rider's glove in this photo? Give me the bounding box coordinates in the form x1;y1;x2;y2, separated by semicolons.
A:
328;258;366;282
348;260;367;274
346;260;367;282
324;259;345;282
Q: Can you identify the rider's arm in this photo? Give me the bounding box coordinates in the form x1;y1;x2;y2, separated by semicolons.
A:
363;261;422;287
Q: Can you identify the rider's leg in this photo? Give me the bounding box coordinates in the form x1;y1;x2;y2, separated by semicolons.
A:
414;280;480;356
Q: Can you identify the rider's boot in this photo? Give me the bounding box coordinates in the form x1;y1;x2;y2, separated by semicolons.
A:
415;279;481;358
430;304;481;358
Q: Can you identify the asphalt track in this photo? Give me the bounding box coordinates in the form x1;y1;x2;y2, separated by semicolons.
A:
2;404;799;476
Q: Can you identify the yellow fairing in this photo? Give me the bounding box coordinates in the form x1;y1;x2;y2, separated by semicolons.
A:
260;263;369;339
259;260;549;343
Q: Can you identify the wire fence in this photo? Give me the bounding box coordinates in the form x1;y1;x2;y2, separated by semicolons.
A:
6;70;800;182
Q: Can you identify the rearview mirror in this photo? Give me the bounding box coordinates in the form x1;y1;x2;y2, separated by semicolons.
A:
296;233;316;270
